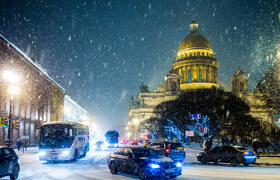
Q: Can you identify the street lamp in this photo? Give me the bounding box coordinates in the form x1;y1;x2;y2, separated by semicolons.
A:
2;70;21;147
6;86;20;147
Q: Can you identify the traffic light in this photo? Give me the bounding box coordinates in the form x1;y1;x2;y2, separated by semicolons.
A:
12;120;16;129
15;120;19;130
2;118;8;128
13;120;20;130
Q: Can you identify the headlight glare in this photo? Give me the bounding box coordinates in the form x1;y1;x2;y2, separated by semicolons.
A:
176;162;182;167
39;151;46;156
150;164;160;169
62;151;70;156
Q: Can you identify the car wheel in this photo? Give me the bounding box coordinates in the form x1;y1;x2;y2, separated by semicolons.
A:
243;163;249;166
109;162;118;174
9;164;20;180
139;167;149;180
201;156;208;165
230;158;239;166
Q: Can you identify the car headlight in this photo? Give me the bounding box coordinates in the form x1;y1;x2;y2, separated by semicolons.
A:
176;162;182;167
62;150;70;156
39;151;46;156
114;143;118;147
149;164;160;169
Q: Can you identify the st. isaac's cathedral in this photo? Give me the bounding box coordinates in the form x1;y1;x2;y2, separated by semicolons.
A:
128;20;273;138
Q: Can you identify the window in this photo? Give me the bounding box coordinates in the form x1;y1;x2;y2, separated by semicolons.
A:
206;70;208;82
171;81;176;91
188;69;191;83
199;69;202;82
182;72;184;83
78;137;84;142
124;149;133;157
115;148;126;155
202;52;204;56
240;82;244;91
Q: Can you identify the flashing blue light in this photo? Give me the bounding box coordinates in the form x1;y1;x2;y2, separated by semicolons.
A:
244;156;256;159
150;164;160;169
176;162;182;167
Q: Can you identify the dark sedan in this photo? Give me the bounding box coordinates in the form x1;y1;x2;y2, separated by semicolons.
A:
197;145;256;166
150;142;186;162
0;147;20;180
108;147;182;179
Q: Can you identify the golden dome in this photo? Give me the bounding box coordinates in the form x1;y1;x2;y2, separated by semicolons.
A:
178;33;212;51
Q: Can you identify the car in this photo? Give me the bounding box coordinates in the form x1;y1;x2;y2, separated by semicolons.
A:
108;147;182;179
130;140;138;145
150;142;186;162
197;145;256;166
0;147;20;180
120;140;128;144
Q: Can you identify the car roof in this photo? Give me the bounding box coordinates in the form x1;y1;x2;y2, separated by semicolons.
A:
121;147;152;150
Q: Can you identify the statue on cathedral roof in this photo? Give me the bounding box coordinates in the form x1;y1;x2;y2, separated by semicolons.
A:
140;82;150;93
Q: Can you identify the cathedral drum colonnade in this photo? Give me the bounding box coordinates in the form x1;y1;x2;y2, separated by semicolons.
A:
172;19;219;90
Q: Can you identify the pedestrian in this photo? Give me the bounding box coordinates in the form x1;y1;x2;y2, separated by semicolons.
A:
205;138;212;151
252;139;260;158
16;139;22;151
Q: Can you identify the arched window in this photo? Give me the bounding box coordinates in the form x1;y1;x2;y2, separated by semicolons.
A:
188;69;192;83
199;69;202;82
182;72;184;83
202;52;204;56
171;81;176;91
240;82;244;91
206;70;208;82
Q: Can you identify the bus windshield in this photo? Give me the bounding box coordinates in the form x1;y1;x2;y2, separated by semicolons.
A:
39;124;74;149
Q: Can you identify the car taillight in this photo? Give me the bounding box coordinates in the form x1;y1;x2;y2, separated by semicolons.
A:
243;152;249;155
254;151;256;154
184;148;186;152
165;148;170;153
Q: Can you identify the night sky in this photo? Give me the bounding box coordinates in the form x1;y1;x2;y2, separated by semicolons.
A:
0;0;280;135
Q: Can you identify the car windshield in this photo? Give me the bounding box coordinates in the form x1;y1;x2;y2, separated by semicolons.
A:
235;147;248;151
170;143;183;149
39;124;74;149
132;148;162;157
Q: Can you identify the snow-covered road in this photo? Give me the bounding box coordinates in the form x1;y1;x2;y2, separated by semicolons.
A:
1;148;280;180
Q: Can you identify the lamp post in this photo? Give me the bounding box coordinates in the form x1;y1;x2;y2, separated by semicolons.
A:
3;70;20;147
6;86;20;147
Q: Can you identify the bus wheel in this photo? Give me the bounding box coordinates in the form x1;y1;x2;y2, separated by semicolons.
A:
81;148;87;158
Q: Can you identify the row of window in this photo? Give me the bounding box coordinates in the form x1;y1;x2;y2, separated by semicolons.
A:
177;51;213;59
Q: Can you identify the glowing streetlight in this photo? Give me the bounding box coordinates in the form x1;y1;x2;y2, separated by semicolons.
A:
8;86;20;96
2;70;21;147
125;126;128;130
3;70;21;84
128;122;131;125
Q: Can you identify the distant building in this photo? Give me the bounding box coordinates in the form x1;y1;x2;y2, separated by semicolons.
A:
128;20;273;139
129;20;220;138
231;66;273;123
0;34;87;146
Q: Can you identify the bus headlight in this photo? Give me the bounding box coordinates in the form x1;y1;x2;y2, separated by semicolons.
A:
62;151;70;156
39;151;46;156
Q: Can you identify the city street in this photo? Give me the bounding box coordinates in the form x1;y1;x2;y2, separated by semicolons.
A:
1;148;280;180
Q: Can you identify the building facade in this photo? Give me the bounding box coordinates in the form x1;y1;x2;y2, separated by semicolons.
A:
128;20;273;139
0;34;87;146
128;20;220;138
64;95;88;123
